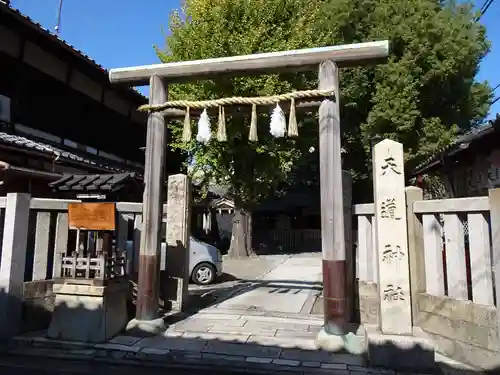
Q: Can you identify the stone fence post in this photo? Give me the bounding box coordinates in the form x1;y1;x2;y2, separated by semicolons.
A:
0;193;31;340
405;186;425;325
164;174;192;312
342;171;354;321
488;188;500;339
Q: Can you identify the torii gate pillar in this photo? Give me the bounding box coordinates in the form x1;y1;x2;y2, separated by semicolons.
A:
314;60;361;352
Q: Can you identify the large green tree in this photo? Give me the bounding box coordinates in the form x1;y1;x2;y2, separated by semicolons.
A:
157;0;491;257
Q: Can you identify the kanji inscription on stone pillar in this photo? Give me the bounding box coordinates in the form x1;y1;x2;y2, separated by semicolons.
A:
372;139;412;335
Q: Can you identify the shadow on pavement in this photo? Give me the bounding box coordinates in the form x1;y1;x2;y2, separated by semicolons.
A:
0;286;495;374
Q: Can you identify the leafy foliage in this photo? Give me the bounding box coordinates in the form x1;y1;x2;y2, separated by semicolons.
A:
157;0;491;205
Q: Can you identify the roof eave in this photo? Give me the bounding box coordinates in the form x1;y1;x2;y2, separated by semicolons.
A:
411;115;500;176
0;4;147;105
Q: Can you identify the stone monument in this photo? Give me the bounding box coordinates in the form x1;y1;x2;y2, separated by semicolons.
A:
365;139;435;370
373;139;412;334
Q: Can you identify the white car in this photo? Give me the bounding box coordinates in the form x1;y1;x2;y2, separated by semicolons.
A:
126;235;223;285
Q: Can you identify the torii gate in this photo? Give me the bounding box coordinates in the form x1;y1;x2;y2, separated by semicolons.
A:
109;40;389;347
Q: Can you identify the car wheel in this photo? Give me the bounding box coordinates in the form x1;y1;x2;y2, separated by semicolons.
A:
192;263;216;285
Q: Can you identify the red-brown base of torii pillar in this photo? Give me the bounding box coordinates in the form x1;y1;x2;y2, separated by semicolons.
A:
315;259;363;354
322;259;347;333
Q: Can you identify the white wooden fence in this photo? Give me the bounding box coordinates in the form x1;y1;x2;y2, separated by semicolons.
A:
413;196;494;305
354;194;495;305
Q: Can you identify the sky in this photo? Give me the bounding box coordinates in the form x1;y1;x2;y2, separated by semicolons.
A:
9;0;500;119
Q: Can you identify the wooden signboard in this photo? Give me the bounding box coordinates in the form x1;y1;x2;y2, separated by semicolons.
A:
68;202;116;231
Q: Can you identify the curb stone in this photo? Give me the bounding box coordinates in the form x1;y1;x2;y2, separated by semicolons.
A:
7;347;334;375
6;336;439;375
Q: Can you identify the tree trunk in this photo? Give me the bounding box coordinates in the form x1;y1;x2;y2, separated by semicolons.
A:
245;213;253;253
228;204;254;259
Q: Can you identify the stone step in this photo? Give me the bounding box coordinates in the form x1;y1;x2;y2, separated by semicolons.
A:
10;331;472;374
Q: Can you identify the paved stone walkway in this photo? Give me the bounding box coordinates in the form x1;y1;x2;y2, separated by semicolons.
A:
214;254;322;315
6;253;480;374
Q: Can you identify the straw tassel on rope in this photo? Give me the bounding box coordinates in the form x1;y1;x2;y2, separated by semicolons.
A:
288;97;298;137
217;106;227;141
248;104;258;142
182;106;192;142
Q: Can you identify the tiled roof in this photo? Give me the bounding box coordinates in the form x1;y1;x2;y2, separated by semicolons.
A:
412;114;500;175
49;173;138;192
0;131;137;173
0;3;146;103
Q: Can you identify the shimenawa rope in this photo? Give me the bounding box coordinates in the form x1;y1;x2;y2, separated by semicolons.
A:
138;89;334;112
140;88;335;142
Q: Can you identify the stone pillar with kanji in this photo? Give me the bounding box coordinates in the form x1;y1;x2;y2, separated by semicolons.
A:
372;139;412;334
365;138;435;371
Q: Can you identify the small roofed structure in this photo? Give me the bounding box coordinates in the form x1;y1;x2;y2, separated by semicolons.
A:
49;172;142;201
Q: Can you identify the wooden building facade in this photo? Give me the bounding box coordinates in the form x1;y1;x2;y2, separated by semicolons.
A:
0;3;182;198
412;114;500;198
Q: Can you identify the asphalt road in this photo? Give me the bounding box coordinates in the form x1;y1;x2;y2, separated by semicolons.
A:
0;355;250;375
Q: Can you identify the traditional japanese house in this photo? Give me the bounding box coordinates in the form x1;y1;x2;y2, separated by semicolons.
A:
0;3;182;197
253;185;321;253
0;124;145;197
412;114;500;198
190;179;323;254
190;182;233;251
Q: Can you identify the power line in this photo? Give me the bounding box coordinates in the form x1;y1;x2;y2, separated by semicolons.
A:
480;0;494;12
477;0;496;21
477;2;497;105
490;85;500;106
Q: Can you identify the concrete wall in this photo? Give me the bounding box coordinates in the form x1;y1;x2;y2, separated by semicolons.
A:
417;293;500;369
22;280;55;332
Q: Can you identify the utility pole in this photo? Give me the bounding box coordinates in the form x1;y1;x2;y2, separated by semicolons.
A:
54;0;64;35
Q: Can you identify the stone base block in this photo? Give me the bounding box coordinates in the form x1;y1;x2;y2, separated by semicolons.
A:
364;325;435;371
163;275;188;312
316;325;365;355
125;317;166;336
47;280;128;343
